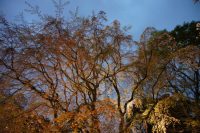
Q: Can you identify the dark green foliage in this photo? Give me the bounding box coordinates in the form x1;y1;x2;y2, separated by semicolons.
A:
170;21;200;47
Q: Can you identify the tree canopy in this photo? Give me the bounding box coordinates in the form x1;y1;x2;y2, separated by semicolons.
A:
0;1;199;133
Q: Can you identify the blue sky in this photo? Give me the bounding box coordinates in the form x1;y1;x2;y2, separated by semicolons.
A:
0;0;199;40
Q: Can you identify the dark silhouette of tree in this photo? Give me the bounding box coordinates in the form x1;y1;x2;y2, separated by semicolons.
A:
0;1;199;133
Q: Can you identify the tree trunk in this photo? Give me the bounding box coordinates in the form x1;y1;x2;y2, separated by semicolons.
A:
119;114;125;133
90;102;100;133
